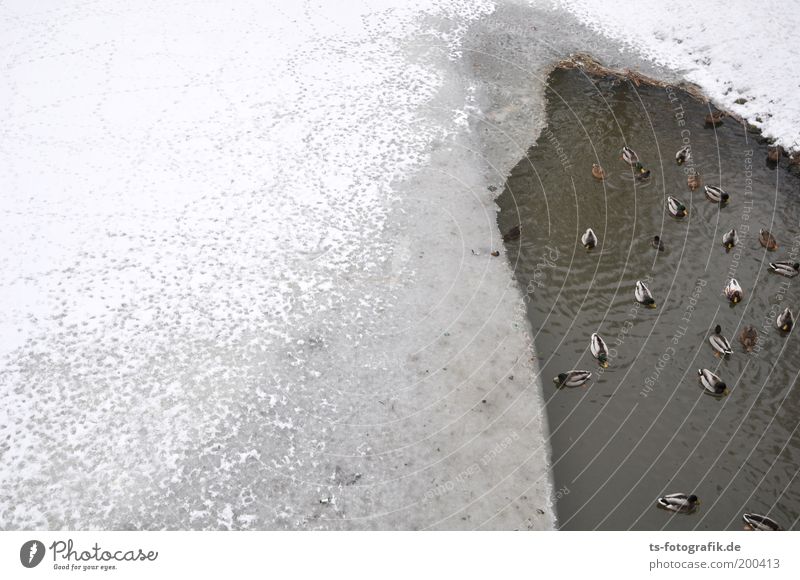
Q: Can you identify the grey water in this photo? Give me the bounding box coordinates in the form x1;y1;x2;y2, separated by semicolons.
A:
498;68;800;530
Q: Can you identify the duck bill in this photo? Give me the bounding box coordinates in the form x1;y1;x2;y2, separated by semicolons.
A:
600;361;609;369
648;303;657;309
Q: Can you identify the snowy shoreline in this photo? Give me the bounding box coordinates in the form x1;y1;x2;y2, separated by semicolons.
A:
2;0;796;529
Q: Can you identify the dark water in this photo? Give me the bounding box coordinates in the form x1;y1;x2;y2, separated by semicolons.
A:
498;68;800;530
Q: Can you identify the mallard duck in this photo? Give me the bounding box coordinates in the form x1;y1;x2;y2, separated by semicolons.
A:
767;146;784;164
675;145;691;165
724;278;743;304
634;162;651;179
759;228;778;251
709;325;733;356
651;235;665;251
667;196;687;218
591;163;607;180
687;171;702;191
698;368;729;396
503;224;521;242
635;280;656;308
722;228;738;251
768;261;799;277
621;146;639;165
590;333;609;368
705;110;725;126
776;307;794;332
553;370;592;388
704;185;730;204
581;228;598;249
743;513;782;531
739;326;758;352
657;493;700;513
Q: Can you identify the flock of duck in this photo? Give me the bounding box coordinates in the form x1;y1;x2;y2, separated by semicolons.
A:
540;135;795;531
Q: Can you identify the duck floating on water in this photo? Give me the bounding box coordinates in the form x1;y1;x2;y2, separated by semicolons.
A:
767;145;784;164
739;326;758;353
675;145;691;165
553;370;592;388
634;162;651;180
698;368;729;396
590;333;609;368
759;228;778;251
687;171;702;191
503;224;521;242
743;513;782;531
724;278;743;304
704;185;730;204
651;235;665;252
776;307;794;332
722;228;738;251
667;196;687;218
591;163;607;180
581;228;598;249
709;325;733;356
768;260;799;277
635;280;656;308
657;493;700;513
621;146;639;165
705;110;725;126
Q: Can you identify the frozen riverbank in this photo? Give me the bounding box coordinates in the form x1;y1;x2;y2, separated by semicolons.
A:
558;0;800;152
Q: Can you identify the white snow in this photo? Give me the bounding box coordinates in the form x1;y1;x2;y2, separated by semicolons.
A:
557;0;800;151
3;0;550;530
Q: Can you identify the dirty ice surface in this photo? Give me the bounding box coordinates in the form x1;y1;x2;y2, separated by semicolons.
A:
558;0;800;151
1;0;558;530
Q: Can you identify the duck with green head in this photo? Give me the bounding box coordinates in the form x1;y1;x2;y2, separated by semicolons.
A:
724;278;743;304
722;228;738;251
675;145;691;165
709;325;733;356
553;370;592;388
743;513;782;531
657;493;700;513
621;146;639;165
776;307;794;332
590;333;609;368
698;368;729;396
667;196;687;218
635;280;656;308
768;261;799;278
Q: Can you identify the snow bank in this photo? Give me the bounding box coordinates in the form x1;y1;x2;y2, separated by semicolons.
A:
557;0;800;151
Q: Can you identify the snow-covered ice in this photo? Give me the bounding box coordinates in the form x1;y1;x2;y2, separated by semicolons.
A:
558;0;800;151
1;0;555;530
